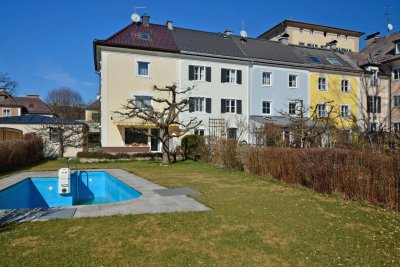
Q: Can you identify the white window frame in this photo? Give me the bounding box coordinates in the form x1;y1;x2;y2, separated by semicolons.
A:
288;101;297;115
370;69;379;87
262;72;272;86
194;66;206;81
340;104;350;118
368;96;380;113
393;69;400;80
318;77;328;91
226;69;237;84
134;95;153;108
393;122;400;133
393;95;400;107
396;43;400;55
193;97;205;112
317;104;328;118
288;74;298;88
194;128;205;136
2;108;11;117
341;79;350;93
226;99;236;113
137;61;150;77
261;100;272;115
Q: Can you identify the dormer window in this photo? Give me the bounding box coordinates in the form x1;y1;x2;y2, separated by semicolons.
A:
0;95;5;102
29;103;35;108
396;42;400;55
140;33;151;40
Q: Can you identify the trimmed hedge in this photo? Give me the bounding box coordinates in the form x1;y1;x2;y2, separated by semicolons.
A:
181;135;205;160
77;151;162;160
0;133;44;173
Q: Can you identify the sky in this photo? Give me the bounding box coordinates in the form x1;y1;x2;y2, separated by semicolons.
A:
0;0;399;103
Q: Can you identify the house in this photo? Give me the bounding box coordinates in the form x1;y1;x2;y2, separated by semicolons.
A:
85;99;101;149
0;88;56;117
258;20;364;52
94;14;369;151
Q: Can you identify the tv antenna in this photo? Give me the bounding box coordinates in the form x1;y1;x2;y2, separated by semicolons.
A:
384;6;394;34
131;6;146;23
240;20;248;38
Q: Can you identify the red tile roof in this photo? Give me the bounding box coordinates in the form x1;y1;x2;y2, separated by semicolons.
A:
95;23;179;53
14;96;55;115
0;91;20;108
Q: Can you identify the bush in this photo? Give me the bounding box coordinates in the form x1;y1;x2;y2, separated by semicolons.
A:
244;147;400;211
181;135;205;160
0;133;44;173
76;151;162;160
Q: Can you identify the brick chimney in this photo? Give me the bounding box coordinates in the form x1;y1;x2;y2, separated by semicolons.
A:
27;94;39;98
142;15;150;27
166;21;173;30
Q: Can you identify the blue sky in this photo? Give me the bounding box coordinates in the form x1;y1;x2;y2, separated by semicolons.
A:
1;0;399;103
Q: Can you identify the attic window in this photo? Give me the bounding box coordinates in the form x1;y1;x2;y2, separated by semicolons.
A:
0;96;4;102
309;56;322;64
327;57;342;66
396;42;400;55
29;103;35;108
140;33;151;40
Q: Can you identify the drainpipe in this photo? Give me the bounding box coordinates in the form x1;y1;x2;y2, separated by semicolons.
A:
388;66;392;132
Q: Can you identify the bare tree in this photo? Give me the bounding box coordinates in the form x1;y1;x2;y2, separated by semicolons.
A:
116;83;202;164
34;120;88;158
45;87;84;120
0;72;17;95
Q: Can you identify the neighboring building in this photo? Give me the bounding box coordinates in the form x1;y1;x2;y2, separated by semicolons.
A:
0;115;87;157
85;99;101;149
0;88;56;117
258;20;364;52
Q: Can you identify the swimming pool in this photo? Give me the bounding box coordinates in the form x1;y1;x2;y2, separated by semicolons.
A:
0;171;142;210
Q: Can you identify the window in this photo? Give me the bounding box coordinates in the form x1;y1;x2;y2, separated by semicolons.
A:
317;104;328;118
370;70;379;86
393;122;400;133
2;108;10;117
29;103;35;108
299;42;305;46
393;69;400;80
194;129;205;136
262;101;271;115
341;80;350;93
0;96;5;102
323;31;327;37
140;33;151;40
49;127;60;142
189;66;211;82
289;74;298;88
307;43;318;48
194;97;205;112
221;69;242;84
367;96;381;113
221;99;241;114
396;42;400;55
226;99;236;113
262;72;272;86
327;57;341;66
340;105;350;118
288;102;297;115
125;128;148;145
135;96;152;108
92;112;101;122
394;95;400;107
369;122;378;132
318;77;327;91
309;56;322;64
310;29;314;35
137;61;150;76
227;128;237;139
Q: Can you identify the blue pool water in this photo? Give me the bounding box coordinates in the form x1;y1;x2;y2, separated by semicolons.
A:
0;171;141;210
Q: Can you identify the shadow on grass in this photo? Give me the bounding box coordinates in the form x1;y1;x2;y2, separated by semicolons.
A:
0;159;56;179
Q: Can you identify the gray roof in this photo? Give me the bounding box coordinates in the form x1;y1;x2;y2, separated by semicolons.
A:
171;28;247;58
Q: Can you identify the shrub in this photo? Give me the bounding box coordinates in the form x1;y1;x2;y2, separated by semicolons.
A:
76;151;162;160
244;147;400;211
181;135;206;160
0;133;44;173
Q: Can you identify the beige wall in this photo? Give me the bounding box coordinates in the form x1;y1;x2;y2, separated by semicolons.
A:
0;107;20;117
262;26;359;52
100;48;178;147
0;123;84;158
390;61;400;125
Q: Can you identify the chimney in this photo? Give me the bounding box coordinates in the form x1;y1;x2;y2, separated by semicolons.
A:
166;21;173;30
325;40;338;50
142;15;150;27
279;33;290;45
365;32;380;47
27;94;39;98
224;29;233;36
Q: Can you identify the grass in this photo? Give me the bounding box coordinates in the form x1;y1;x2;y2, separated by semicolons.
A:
1;159;400;266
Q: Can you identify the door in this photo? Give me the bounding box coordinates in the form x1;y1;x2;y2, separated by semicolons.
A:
151;129;160;152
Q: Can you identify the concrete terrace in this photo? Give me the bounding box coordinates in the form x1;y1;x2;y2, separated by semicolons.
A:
0;169;210;224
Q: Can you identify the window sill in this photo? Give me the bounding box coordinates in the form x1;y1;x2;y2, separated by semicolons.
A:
136;75;151;79
261;84;272;87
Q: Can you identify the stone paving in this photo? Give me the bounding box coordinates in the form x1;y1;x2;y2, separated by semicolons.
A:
0;169;210;224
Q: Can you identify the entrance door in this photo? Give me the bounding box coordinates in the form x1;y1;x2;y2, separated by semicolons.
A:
151;129;160;152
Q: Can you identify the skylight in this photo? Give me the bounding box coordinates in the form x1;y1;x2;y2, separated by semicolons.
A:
309;56;322;64
140;33;151;40
327;57;342;66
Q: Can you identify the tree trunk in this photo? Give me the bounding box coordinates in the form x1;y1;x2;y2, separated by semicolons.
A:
161;128;170;165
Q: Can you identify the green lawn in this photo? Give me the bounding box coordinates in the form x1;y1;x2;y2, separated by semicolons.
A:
1;160;400;266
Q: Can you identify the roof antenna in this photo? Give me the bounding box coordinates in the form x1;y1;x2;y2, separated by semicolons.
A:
240;19;248;38
131;6;146;23
384;6;394;35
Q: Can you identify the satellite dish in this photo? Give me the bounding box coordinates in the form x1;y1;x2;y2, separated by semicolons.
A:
131;13;140;23
388;23;394;31
240;30;248;38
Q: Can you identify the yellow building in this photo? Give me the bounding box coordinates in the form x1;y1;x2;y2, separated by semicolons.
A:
309;72;359;129
258;20;364;52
